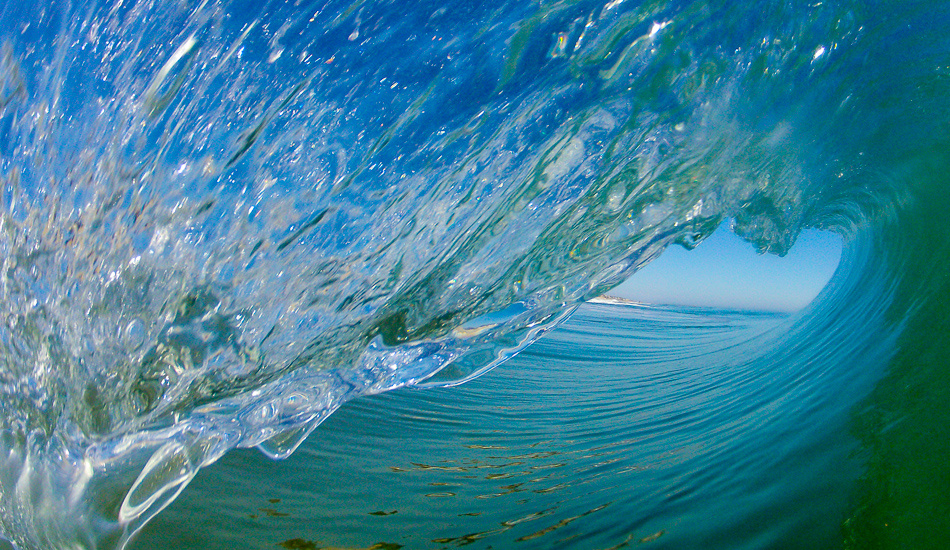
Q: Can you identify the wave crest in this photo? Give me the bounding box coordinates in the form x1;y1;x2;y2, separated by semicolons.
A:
0;0;929;547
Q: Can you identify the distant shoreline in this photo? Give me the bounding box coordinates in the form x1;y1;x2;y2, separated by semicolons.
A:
588;295;645;306
588;295;793;315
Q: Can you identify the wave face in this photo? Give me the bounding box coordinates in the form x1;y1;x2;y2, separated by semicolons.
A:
128;303;894;550
0;0;948;548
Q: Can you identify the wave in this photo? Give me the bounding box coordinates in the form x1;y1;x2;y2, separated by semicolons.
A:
134;302;882;549
0;0;947;548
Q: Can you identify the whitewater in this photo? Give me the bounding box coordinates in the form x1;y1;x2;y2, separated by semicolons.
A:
1;0;948;548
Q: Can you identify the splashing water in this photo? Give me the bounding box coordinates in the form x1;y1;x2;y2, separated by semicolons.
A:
1;0;948;548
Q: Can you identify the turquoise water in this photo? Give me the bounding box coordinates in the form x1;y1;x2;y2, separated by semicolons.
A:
130;302;894;549
2;0;950;548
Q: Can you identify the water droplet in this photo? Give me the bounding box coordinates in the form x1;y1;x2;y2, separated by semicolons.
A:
125;319;145;350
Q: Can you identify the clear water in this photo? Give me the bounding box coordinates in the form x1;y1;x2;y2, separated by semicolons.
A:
130;302;894;550
2;0;950;548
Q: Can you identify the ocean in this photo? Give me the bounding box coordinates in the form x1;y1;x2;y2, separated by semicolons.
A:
129;302;892;550
1;0;949;548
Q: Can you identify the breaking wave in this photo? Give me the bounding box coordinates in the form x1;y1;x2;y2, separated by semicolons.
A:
1;0;947;547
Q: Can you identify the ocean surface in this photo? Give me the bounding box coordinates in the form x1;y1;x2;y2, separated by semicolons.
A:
129;302;892;550
2;0;950;548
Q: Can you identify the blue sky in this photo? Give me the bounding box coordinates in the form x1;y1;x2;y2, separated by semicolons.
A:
610;221;843;312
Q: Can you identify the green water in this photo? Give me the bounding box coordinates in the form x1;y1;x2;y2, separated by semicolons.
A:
131;303;894;549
